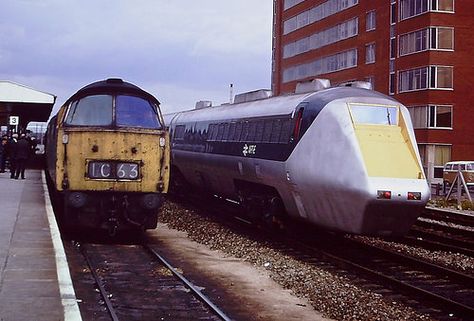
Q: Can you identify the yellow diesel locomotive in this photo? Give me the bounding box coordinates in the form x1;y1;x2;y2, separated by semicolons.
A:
45;78;169;233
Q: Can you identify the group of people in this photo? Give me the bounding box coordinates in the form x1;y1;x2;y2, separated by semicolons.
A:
0;133;37;180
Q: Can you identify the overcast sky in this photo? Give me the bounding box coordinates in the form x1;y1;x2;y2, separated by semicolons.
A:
0;0;273;116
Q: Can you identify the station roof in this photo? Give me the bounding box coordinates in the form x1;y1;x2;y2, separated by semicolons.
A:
0;80;56;126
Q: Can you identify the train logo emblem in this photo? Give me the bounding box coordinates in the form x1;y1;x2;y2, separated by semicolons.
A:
242;144;256;156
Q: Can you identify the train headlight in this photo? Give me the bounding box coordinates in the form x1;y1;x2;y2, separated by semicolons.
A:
62;134;69;144
140;194;162;210
377;190;392;199
68;192;88;208
407;192;421;200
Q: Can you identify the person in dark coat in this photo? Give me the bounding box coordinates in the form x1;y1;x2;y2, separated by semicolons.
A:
14;134;30;179
9;134;18;179
0;137;6;173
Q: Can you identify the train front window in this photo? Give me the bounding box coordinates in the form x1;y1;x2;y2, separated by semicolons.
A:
116;95;161;129
350;104;398;126
65;95;113;126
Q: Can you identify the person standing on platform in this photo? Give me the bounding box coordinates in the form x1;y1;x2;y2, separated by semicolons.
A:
9;134;18;179
0;137;6;173
14;134;30;179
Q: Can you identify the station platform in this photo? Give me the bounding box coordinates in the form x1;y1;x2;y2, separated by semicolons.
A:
0;169;81;321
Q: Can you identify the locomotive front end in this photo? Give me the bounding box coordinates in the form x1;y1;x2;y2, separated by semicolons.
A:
349;103;429;235
49;79;169;232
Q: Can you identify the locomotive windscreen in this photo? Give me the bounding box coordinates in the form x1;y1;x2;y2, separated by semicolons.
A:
65;94;162;129
350;104;398;126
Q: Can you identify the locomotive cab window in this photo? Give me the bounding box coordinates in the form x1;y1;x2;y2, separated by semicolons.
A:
66;95;113;126
116;95;161;129
65;94;162;129
349;104;398;126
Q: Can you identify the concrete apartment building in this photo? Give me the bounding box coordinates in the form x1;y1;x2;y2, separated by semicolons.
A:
272;0;474;182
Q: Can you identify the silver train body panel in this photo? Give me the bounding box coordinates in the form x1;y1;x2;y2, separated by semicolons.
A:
169;87;429;235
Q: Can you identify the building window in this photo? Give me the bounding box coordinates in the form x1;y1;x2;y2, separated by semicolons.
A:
399;27;453;56
389;73;396;94
390;38;397;59
400;0;428;19
398;65;453;92
431;0;454;11
283;18;359;58
366;10;376;31
400;0;454;20
365;43;376;64
418;144;451;178
430;66;453;89
399;67;428;92
431;27;454;50
390;3;397;24
284;0;305;10
283;0;359;34
282;48;358;83
408;105;453;128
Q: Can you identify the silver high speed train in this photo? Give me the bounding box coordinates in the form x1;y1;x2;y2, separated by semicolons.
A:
167;83;429;235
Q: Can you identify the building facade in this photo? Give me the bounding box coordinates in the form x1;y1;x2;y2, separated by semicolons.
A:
272;0;474;182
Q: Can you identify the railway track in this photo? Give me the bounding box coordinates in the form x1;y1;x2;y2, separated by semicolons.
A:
422;207;474;228
170;194;474;320
406;207;474;256
70;240;230;321
322;237;474;320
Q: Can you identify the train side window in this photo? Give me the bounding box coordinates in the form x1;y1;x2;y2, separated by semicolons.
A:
174;125;185;140
271;119;282;143
217;123;225;141
235;122;243;141
206;124;214;141
228;122;236;141
211;124;218;141
255;120;265;142
223;123;230;141
248;121;257;142
263;119;273;142
65;95;113;126
279;118;292;143
241;121;250;142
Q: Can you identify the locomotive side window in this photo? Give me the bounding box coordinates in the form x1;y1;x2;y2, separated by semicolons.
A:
116;95;161;129
173;125;185;140
350;104;398;126
66;95;113;126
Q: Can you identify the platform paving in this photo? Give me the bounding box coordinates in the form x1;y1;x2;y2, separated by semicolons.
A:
0;170;79;321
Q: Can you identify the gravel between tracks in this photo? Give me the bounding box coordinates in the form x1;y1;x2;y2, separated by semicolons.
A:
159;201;437;321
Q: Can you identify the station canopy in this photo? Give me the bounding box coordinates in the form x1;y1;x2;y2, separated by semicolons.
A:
0;80;56;128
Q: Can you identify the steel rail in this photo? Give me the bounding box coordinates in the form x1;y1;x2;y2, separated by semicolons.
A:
406;227;474;256
144;245;232;321
80;244;120;321
423;207;474;228
321;239;474;319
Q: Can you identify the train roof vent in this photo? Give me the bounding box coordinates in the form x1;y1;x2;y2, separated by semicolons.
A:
295;78;331;94
195;100;212;109
339;81;372;90
233;89;272;104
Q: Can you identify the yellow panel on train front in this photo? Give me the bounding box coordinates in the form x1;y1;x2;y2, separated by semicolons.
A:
55;129;169;193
